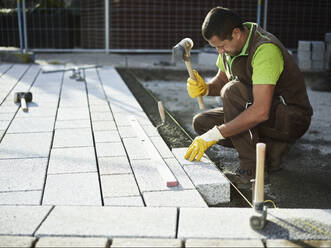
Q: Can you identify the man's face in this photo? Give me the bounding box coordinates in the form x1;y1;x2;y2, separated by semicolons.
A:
208;29;243;57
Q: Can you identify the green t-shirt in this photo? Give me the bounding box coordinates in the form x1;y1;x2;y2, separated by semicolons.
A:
216;43;284;85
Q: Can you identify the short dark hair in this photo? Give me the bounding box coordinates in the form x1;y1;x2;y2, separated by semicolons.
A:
202;7;244;41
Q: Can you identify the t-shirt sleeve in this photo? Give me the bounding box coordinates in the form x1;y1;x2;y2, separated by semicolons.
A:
216;54;226;73
251;43;284;85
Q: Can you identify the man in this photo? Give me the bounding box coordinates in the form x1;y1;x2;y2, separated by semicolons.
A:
184;7;313;189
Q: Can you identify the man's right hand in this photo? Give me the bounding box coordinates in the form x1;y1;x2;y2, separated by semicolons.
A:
187;70;208;98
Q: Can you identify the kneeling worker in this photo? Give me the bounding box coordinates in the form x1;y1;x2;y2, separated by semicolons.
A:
184;7;313;189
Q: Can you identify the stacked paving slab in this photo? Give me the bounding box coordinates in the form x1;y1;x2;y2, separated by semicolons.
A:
298;40;326;71
0;63;330;246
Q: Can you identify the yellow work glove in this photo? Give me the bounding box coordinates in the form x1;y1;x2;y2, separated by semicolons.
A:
187;70;208;98
184;126;225;162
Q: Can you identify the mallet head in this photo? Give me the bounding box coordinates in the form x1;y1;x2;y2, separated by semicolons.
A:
172;38;194;62
14;92;33;103
250;205;267;230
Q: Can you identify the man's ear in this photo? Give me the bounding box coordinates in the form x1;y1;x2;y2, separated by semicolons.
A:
232;28;241;40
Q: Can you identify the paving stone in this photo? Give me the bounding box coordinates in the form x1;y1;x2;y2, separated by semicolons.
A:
0;190;41;205
325;32;331;43
178;208;331;240
172;148;230;204
57;107;90;120
143;190;207;207
94;130;121;143
185;239;264;247
266;239;331;247
96;142;126;157
151;136;174;158
312;41;325;60
122;138;150;160
111;238;182;247
0;105;19;114
298;40;311;51
101;174;140;198
92;120;117;131
0;206;52;235
0;132;52;159
48;147;97;174
53;128;93;148
43;173;101;205
36;206;177;238
0;158;48;191
89;104;110;112
55;119;91;129
130;159;194;192
0;120;10;130
103;196;144;207
15;105;58;118
59;99;89;108
0;235;36;247
7;117;55;133
312;60;325;70
36;237;109;247
0;113;14;121
90;111;114;121
118;124;159;138
164;158;196;189
98;156;132;175
113;111;151;127
109;98;143;113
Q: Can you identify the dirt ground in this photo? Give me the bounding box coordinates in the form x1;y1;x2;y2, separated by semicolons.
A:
119;67;331;209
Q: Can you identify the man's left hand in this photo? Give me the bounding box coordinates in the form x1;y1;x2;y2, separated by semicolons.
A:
184;126;225;162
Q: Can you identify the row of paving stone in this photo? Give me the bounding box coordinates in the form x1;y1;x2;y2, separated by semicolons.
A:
1;206;330;240
0;63;229;207
1;236;331;248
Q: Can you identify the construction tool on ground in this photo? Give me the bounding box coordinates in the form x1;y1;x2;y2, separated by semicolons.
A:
156;101;166;129
250;143;268;230
129;115;178;187
172;38;206;110
14;92;32;112
42;65;102;81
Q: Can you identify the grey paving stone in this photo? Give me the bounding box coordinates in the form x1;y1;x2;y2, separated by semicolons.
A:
7;117;55;133
185;239;264;247
109;98;143;113
0;206;52;235
0;158;48;191
298;40;311;51
36;206;177;238
101;174;140;198
143;190;207;207
113;111;151;127
312;41;325;60
312;60;325;70
15;105;58;118
118;124;159;138
103;196;144;207
0;113;14;121
94;130;121;143
48;147;97;174
55;119;91;129
172;148;230;204
122;138;150;160
130;159;194;192
98;156;132;175
178;208;331;240
59;99;89;108
90;111;114;121
89;103;110;112
96;142;126;157
0;132;52;159
92;120;117;131
0;120;10;130
0;190;41;205
164;158;195;189
43;173;102;205
57;107;90;120
266;239;331;247
0;236;36;247
53;128;93;148
0;105;19;114
111;238;182;247
151;136;174;158
36;237;109;247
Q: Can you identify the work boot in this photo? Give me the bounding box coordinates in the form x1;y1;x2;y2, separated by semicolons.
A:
265;140;289;174
224;168;252;190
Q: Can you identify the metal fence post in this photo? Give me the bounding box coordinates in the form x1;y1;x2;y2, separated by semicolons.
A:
105;0;109;53
257;0;262;26
22;0;28;52
17;0;24;52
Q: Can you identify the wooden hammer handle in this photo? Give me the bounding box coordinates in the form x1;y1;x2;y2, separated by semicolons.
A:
20;97;28;112
254;143;266;204
184;60;206;110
